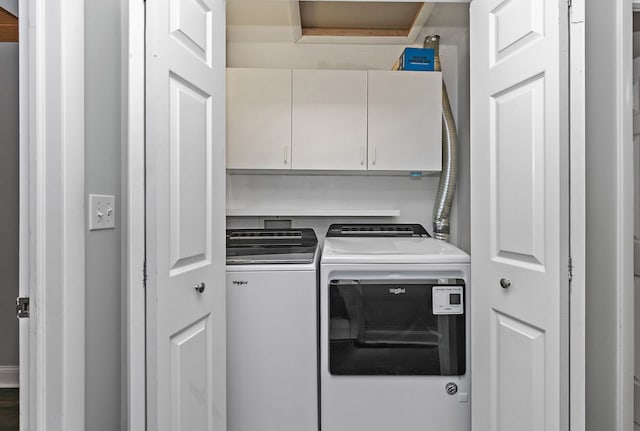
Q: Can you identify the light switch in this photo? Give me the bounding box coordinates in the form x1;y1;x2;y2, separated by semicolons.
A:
89;194;115;230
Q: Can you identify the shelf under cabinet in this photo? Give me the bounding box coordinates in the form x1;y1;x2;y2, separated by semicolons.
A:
226;208;400;217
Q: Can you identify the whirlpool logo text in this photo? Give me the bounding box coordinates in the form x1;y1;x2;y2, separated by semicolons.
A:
388;287;406;295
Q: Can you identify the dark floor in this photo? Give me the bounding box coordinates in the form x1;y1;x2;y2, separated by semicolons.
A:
0;389;18;431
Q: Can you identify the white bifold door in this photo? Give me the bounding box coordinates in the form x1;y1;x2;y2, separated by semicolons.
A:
145;0;226;430
470;0;570;430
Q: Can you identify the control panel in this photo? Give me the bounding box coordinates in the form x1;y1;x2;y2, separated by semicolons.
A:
432;286;464;315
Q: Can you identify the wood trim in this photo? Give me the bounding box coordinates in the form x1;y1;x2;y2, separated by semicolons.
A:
301;27;409;37
0;7;18;42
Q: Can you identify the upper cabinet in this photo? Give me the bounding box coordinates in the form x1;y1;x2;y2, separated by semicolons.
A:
226;68;443;173
292;70;368;170
227;68;292;169
368;71;442;172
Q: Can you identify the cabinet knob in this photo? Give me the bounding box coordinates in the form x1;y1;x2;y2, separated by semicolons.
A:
499;278;511;289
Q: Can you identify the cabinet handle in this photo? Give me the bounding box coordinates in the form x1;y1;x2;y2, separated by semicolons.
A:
373;147;377;165
284;145;288;165
360;147;364;165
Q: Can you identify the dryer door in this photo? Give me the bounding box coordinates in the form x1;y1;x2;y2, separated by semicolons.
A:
328;279;466;376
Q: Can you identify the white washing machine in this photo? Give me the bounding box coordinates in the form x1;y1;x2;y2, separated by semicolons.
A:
320;224;471;431
226;228;319;431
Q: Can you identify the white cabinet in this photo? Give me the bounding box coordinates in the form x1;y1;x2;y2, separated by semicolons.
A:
292;70;368;170
367;70;442;171
226;68;442;172
226;68;292;169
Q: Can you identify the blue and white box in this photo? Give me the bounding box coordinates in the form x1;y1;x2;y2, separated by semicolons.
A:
396;47;435;71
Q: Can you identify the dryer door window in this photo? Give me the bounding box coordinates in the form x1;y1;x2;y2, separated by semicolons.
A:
328;279;466;376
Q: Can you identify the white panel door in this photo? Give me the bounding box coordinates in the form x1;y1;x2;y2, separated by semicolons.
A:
146;0;226;430
470;1;569;430
292;69;367;170
227;68;292;170
368;70;442;172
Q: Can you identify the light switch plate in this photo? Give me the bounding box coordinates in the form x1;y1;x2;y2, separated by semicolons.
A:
89;194;115;230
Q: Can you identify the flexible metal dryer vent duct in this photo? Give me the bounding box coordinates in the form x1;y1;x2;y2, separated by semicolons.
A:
424;34;457;242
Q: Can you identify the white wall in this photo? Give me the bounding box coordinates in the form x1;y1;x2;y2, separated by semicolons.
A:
633;44;640;429
585;1;635;430
226;3;471;249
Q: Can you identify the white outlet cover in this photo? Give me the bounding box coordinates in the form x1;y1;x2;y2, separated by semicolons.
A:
89;194;116;230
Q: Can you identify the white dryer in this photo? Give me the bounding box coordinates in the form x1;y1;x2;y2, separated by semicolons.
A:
320;224;470;431
226;228;319;431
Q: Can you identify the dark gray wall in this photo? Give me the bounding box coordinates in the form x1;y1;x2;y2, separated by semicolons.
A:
0;43;19;367
0;0;18;17
84;0;122;429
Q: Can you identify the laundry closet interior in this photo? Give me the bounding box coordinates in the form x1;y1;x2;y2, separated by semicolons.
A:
224;2;471;430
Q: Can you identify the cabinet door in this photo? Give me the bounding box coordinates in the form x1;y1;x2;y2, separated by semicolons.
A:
227;68;292;169
368;71;442;172
292;70;367;170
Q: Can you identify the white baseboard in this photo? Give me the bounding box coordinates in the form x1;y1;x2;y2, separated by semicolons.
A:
0;365;19;388
635;377;640;425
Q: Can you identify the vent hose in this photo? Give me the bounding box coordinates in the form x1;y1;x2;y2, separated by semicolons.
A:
424;34;457;242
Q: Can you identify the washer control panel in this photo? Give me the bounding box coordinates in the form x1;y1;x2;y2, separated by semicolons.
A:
432;286;464;315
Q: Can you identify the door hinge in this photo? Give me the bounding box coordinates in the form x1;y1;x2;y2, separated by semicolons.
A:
568;257;574;282
16;297;30;319
143;259;148;288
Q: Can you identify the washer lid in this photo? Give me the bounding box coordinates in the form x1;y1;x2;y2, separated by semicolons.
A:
326;223;430;238
226;228;318;264
321;237;470;264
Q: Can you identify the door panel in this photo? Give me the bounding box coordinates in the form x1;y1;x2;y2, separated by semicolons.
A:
169;74;211;273
170;315;212;430
492;74;545;269
471;0;569;430
492;311;545;431
146;0;226;429
490;0;544;65
169;0;212;65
